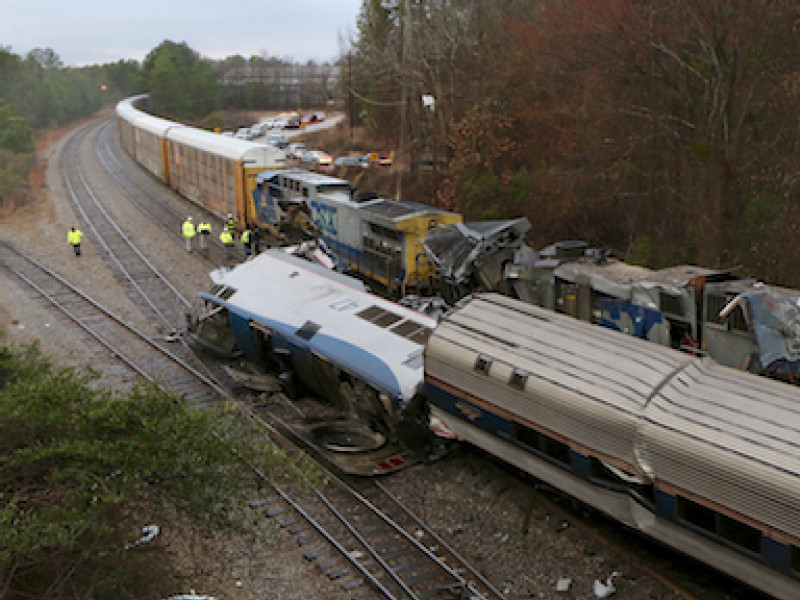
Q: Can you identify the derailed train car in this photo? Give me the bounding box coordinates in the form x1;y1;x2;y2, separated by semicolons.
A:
190;249;436;443
426;293;800;600
190;246;800;597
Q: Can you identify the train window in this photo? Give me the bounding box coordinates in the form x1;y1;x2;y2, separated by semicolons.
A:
676;496;762;554
474;355;492;375
588;457;619;483
295;321;321;341
512;422;571;467
676;496;716;532
716;513;761;553
392;320;433;344
790;546;800;573
357;305;403;328
509;370;528;390
707;294;750;333
660;290;683;316
706;294;728;325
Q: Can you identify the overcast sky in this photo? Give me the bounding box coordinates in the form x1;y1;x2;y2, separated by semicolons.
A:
1;0;364;66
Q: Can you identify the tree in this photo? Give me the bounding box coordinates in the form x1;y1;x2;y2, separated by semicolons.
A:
0;100;34;153
0;340;311;599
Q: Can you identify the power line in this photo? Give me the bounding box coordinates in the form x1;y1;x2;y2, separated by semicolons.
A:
348;87;403;106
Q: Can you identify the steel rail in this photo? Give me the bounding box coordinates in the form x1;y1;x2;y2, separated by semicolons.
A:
1;242;230;402
60;123;225;389
245;409;506;600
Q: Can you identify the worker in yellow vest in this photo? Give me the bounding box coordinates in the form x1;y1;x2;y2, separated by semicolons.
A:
220;228;234;261
197;219;212;254
241;227;253;257
67;226;84;256
182;216;196;252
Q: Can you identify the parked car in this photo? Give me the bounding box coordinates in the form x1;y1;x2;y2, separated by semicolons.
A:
268;130;289;148
286;142;307;159
302;150;333;167
284;118;302;129
235;127;254;140
303;112;325;124
377;155;394;167
334;155;370;168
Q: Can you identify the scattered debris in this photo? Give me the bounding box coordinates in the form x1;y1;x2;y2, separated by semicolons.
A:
556;578;572;592
593;571;621;598
125;524;160;550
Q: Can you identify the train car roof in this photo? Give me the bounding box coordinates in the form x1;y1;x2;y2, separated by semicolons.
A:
259;168;350;187
437;293;692;415
357;198;457;222
115;95;178;136
644;355;800;538
201;250;436;401
433;293;800;539
167;126;285;165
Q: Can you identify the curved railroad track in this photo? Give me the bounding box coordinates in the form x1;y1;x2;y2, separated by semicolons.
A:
0;241;226;405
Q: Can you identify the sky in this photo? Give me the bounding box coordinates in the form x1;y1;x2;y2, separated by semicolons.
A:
1;0;364;66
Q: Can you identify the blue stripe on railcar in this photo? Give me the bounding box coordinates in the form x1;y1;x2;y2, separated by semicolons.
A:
426;379;575;472
425;379;511;439
600;298;666;339
203;294;403;399
427;377;800;580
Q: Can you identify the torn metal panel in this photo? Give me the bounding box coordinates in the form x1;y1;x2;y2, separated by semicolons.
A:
423;218;531;282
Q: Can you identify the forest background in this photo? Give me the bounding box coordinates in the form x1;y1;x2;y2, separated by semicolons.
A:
3;0;800;287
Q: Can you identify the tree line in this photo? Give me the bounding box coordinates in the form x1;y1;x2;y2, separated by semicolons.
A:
348;0;800;287
0;41;337;204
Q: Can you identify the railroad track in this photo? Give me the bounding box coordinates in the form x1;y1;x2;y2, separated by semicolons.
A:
245;411;507;600
61;123;194;331
0;242;226;405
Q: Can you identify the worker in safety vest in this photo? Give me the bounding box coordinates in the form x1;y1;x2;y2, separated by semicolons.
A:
182;216;196;252
197;219;212;254
220;228;234;261
225;213;237;235
67;226;84;256
241;227;253;257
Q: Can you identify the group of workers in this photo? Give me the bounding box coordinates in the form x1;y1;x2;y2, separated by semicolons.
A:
68;213;257;262
181;213;255;260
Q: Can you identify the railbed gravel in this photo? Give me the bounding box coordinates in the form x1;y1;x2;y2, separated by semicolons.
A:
0;115;747;600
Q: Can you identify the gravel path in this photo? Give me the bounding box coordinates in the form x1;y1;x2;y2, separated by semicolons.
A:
0;115;751;600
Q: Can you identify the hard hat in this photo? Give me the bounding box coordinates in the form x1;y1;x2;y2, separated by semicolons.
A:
187;216;193;221
227;213;233;218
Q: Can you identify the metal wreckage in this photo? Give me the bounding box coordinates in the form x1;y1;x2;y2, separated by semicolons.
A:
420;218;800;383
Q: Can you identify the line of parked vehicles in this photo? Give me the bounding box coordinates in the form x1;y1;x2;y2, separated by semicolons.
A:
227;114;393;172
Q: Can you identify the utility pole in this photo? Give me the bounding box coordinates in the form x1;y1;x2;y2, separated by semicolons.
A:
396;0;412;201
348;53;354;142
